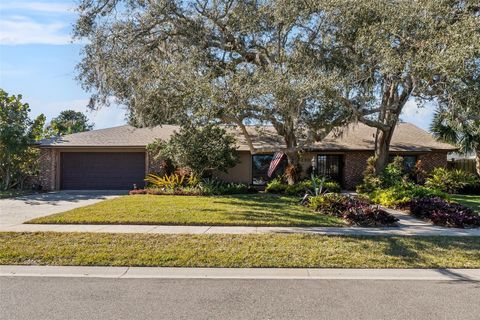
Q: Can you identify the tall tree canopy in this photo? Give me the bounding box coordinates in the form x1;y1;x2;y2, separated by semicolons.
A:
0;89;45;190
74;0;350;183
431;69;480;176
75;0;480;177
303;0;480;172
46;110;93;136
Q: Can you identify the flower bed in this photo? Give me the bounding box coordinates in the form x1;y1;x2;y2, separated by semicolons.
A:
410;197;480;228
131;174;256;196
265;178;341;196
308;193;398;227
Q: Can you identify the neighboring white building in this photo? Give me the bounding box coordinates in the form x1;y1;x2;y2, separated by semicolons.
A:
448;152;475;161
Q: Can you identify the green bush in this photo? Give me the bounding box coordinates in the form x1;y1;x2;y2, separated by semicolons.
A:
265;177;287;194
425;168;479;194
199;178;252;195
323;181;341;193
369;183;448;208
357;156;414;194
381;156;406;187
308;193;347;213
143;175;253;196
266;177;341;195
356;156;382;193
285;181;310;195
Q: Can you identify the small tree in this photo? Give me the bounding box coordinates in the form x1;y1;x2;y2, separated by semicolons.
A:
46;110;93;136
148;124;239;178
0;89;45;190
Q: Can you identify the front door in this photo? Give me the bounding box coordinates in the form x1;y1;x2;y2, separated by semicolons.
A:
316;154;344;184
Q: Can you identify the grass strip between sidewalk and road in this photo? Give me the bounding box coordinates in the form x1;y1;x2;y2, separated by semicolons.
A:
26;194;345;227
1;232;479;268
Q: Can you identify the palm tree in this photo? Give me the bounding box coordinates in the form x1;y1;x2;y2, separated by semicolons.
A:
431;109;480;176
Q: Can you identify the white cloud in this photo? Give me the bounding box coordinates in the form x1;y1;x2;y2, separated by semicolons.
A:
0;2;74;14
0;15;72;45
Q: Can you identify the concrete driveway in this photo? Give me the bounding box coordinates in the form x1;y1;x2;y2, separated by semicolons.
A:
0;191;124;227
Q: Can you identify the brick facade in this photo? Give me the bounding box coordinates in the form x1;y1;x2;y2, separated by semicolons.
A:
343;151;374;190
38;147;449;191
38;148;59;191
342;151;448;190
302;151;449;190
418;152;448;173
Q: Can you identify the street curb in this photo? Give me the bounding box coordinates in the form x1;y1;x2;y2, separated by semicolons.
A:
1;266;479;281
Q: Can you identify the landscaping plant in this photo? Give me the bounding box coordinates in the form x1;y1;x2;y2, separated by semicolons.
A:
410;197;480;228
139;173;253;196
368;183;448;208
425;168;479;194
309;194;398;227
0;89;45;190
266;176;341;196
147;124;239;178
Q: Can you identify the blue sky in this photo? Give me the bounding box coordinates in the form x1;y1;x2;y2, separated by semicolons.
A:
0;0;435;131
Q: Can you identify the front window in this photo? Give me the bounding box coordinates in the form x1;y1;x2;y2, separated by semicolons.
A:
316;154;343;182
252;154;286;186
389;155;417;171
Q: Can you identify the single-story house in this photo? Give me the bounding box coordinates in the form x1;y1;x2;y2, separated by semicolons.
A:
37;122;456;191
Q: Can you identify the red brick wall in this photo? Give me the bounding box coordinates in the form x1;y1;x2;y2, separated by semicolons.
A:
38;148;58;191
343;151;374;190
418;152;448;173
342;151;448;190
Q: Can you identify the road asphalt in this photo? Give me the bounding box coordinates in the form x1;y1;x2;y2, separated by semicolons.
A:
1;276;479;320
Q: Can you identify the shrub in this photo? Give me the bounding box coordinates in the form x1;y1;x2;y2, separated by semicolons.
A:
369;183;448;208
425;168;478;194
369;188;411;208
284;181;310;195
381;156;406;187
147;124;239;177
309;194;398;227
265;178;287;194
198;178;253;195
410;197;480;228
356;156;381;193
459;181;480;195
323;181;341;193
145;173;197;190
141;174;253;196
308;193;349;216
343;206;399;227
266;177;341;195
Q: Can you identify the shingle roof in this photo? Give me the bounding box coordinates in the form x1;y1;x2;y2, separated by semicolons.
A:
38;122;456;152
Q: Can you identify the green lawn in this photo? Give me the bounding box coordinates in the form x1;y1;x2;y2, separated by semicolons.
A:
451;194;480;213
1;232;479;268
27;194;345;227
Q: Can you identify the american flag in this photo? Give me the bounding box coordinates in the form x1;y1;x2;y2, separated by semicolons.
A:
268;152;285;177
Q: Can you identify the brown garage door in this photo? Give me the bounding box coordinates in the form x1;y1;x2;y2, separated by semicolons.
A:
60;152;146;190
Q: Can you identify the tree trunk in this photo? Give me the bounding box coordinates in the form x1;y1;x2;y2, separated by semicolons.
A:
476;150;480;177
285;150;300;185
374;128;395;174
